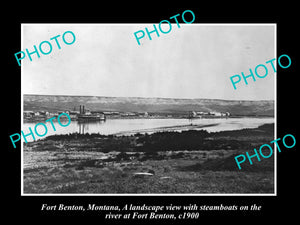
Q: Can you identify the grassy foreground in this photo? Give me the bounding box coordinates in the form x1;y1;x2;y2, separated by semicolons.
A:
23;124;275;194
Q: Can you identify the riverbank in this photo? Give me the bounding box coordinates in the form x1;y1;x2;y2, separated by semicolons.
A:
24;115;274;123
113;123;221;136
23;123;275;194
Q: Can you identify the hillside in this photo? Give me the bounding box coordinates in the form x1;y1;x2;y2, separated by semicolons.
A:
23;94;274;116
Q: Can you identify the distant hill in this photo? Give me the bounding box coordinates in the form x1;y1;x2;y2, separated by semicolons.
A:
23;94;274;116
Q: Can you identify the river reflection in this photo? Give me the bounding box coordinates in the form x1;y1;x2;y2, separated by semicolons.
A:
78;121;106;134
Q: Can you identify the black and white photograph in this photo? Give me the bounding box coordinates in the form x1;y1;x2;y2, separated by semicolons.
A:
21;24;276;195
4;3;299;221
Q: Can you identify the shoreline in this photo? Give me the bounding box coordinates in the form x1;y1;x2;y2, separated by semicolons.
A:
23;115;274;123
113;123;221;136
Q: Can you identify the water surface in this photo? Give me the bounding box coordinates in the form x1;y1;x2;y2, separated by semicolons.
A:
22;117;274;142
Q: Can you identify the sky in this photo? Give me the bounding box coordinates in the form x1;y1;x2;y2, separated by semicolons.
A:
22;24;275;100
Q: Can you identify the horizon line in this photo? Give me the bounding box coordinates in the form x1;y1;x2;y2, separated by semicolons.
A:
23;93;275;102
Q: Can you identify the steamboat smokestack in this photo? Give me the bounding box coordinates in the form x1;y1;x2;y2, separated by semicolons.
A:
79;105;82;114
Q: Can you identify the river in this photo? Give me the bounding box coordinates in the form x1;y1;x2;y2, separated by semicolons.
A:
22;117;275;142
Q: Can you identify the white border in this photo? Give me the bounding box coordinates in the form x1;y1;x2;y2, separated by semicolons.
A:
21;23;277;196
21;24;24;196
274;24;277;196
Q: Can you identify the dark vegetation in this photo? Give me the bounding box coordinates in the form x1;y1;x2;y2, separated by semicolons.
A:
40;123;274;153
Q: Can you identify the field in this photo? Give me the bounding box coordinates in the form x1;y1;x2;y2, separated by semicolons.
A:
23;124;275;194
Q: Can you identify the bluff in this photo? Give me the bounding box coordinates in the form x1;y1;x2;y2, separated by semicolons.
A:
23;94;274;116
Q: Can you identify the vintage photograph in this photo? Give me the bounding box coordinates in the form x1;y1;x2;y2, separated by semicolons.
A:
21;24;276;194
